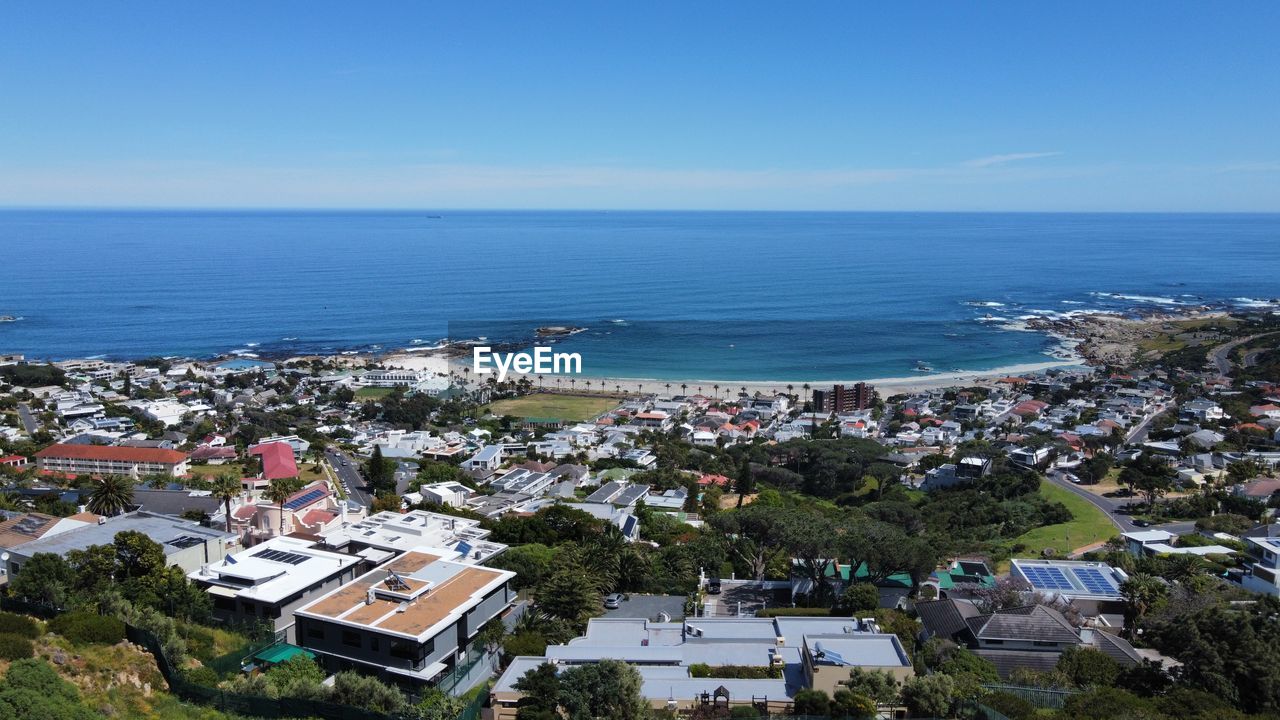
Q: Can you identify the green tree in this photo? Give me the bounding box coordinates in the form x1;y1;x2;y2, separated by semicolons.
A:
265;476;304;535
366;445;393;494
513;661;562;718
734;458;755;508
1060;687;1160;720
830;689;875;719
835;583;880;615
329;671;406;714
492;544;557;590
900;673;954;718
1119;573;1166;628
210;473;242;534
265;655;325;697
414;688;465;720
535;548;603;630
8;553;74;608
792;689;831;715
557;659;646;720
86;474;134;516
1056;645;1122;687
843;667;900;707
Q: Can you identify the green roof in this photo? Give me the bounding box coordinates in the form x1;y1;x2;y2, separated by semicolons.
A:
828;562;913;588
253;644;316;666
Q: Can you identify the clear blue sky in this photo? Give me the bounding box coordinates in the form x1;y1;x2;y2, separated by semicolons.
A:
2;2;1278;210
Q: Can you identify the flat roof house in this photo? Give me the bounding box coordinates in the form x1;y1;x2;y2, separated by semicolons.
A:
319;509;506;564
35;443;190;477
189;535;362;642
491;616;912;720
293;549;515;687
5;511;234;579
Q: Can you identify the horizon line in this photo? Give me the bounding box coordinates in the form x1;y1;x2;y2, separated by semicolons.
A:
2;205;1279;215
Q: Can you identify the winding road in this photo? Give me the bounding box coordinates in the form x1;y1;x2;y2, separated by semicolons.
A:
1210;332;1278;377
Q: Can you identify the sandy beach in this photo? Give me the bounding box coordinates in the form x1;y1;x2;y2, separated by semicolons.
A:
370;352;1087;399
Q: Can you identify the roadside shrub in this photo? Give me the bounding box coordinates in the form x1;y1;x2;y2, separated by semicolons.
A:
754;607;830;617
0;611;41;639
729;706;760;719
0;633;34;660
980;691;1037;720
49;610;125;644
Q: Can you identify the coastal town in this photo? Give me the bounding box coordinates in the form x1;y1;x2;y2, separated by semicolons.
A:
0;309;1279;719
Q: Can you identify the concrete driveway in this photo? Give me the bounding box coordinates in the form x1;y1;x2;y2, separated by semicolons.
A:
602;594;686;621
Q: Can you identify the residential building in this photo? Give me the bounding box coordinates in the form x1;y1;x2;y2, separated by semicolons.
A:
461;445;503;474
319;510;506;563
4;511;233;578
916;600;1140;678
812;383;875;413
293;549;516;687
1010;559;1127;616
232;480;349;543
189;536;363;642
417;481;473;508
491;616;912;720
34;443;190;477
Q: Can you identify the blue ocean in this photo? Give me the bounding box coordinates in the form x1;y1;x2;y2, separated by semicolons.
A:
1;210;1278;381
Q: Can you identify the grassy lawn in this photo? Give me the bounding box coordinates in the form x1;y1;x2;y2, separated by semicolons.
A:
1137;317;1241;354
187;462;248;478
355;386;396;399
486;393;619;422
299;461;327;481
1015;482;1120;557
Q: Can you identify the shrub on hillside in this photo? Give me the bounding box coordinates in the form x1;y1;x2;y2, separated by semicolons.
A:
0;611;41;639
49;611;125;645
0;633;34;660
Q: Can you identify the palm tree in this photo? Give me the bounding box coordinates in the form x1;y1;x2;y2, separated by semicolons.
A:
681;383;688;396
787;383;794;398
712;384;720;399
665;383;671;395
210;473;242;534
802;382;811;409
265;477;304;536
87;475;134;516
1119;573;1166;629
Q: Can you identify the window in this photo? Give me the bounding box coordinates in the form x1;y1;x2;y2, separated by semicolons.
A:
985;639;1004;645
342;630;361;648
370;637;379;652
1033;641;1057;647
307;626;325;641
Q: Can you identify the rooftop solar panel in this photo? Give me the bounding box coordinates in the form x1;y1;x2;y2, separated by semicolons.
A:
284;488;326;510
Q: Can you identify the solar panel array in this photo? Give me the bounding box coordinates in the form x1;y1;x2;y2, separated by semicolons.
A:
167;535;206;549
1021;565;1073;591
1073;567;1117;594
283;488;326;510
255;548;309;565
12;515;52;537
1020;564;1118;595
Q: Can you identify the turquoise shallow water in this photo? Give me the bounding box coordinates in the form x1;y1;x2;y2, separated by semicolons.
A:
1;210;1277;380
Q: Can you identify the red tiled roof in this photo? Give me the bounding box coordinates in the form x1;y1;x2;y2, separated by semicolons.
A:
34;444;187;465
233;504;257;520
0;455;26;465
699;474;731;487
299;509;337;527
250;442;298;480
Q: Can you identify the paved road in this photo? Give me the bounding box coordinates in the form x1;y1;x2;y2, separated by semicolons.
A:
1124;406;1172;446
15;403;39;434
325;448;373;510
1210;332;1278;377
1046;470;1197;538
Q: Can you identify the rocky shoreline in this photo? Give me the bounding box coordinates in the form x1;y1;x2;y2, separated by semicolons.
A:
1025;309;1233;367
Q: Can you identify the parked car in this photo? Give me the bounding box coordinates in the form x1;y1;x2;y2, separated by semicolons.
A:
603;593;624;609
707;577;721;595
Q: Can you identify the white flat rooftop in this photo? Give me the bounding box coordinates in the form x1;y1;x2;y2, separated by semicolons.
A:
190;536;360;604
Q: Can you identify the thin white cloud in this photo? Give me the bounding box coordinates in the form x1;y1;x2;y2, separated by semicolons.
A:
1214;161;1280;174
964;152;1063;168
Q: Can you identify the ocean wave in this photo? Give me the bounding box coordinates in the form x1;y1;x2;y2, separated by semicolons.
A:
1232;297;1280;308
965;301;1006;307
1090;292;1184;305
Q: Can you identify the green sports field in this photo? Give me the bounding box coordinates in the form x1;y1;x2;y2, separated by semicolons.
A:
485;394;619;422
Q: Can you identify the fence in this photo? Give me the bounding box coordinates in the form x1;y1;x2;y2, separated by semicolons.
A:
126;623;421;720
981;682;1078;709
